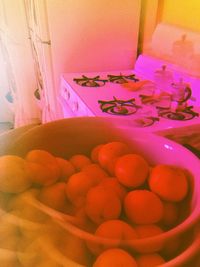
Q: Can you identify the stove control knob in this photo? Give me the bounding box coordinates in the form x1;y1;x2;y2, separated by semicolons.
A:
71;101;79;112
64;88;70;100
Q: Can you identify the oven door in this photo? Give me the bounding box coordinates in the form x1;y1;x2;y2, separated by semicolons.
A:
58;96;76;118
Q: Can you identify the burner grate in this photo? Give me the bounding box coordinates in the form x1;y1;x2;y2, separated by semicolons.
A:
73;75;107;87
157;106;199;121
107;73;139;84
133;116;160;127
74;73;139;87
98;97;141;115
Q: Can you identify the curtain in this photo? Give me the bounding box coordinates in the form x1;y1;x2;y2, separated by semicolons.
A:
0;0;41;128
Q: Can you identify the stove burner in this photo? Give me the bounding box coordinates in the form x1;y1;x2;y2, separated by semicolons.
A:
107;74;139;84
157;106;199;121
73;75;107;87
98;97;141;115
133;116;160;127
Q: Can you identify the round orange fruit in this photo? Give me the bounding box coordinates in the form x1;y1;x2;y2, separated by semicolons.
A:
0;155;31;193
135;253;165;267
149;164;188;202
98;141;130;170
65;171;103;208
85;185;121;225
93;248;138;267
98;177;127;201
87;219;137;255
56;157;75;182
124;190;164;224
25;149;60;186
115;154;149;188
69;154;91;171
90;144;104;163
133;224;164;253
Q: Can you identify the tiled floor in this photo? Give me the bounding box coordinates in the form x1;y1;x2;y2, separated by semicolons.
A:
0;122;13;134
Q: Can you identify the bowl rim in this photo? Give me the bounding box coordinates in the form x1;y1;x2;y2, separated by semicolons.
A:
56;220;200;267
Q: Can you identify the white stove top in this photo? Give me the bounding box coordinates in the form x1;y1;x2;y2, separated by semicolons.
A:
60;69;200;133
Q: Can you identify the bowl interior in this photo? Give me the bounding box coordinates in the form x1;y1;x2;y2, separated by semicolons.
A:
5;118;200;230
1;117;200;266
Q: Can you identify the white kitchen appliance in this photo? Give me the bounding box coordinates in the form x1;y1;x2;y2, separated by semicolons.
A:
23;0;141;123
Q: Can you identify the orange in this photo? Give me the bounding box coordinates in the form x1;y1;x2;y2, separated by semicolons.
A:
98;141;130;169
87;219;137;255
162;201;179;227
85;185;121;225
134;224;163;238
25;162;59;187
98;177;127;201
93;248;137;267
69;154;91;171
91;144;104;163
106;157;118;176
56;157;75;182
149;164;189;202
115;154;149;188
82;163;108;180
25;150;60;186
0;155;31;193
38;182;68;212
26;149;57;165
65;171;104;208
124;190;164;224
135;253;165;267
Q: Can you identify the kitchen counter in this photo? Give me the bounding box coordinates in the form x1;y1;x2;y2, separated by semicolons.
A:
155;124;200;158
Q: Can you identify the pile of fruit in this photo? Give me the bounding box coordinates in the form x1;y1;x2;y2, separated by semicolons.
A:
0;141;191;267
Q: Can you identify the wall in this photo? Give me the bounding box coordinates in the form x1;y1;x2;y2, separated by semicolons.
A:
161;0;200;32
46;0;141;91
138;0;159;52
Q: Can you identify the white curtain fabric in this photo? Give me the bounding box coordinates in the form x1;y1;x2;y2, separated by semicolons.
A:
0;0;41;128
8;40;41;127
0;36;14;123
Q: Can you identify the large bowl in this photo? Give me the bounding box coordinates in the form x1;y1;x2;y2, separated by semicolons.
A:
1;117;200;266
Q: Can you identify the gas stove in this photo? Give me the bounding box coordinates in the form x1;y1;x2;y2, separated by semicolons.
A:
59;69;200;133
